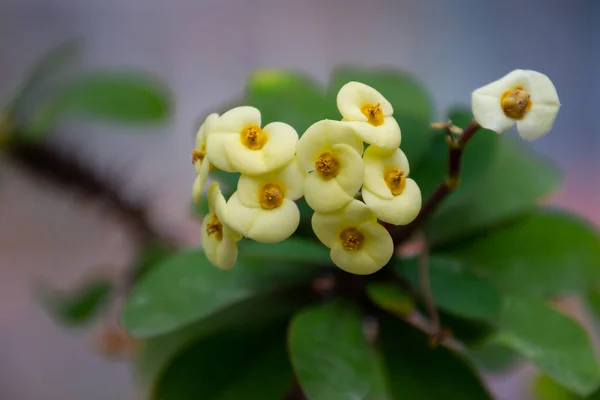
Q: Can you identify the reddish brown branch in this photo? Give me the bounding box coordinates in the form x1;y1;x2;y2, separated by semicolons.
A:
391;120;481;245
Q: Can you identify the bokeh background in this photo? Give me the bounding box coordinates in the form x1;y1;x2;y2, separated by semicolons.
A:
0;0;598;399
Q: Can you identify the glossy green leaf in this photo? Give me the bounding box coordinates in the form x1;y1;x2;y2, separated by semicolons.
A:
328;67;434;163
154;320;293;400
132;242;174;280
396;256;502;322
411;108;499;206
122;250;317;338
437;210;600;297
467;344;520;373
136;289;312;396
366;282;414;317
495;295;600;396
244;69;336;134
37;279;112;326
28;71;171;133
288;301;390;400
379;315;491;399
242;237;331;265
424;137;562;246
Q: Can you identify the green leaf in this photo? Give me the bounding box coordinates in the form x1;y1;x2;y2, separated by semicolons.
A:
154;319;294;400
242;237;331;265
122;250;318;338
132;242;174;279
328;67;434;163
288;301;390;400
10;41;80;118
436;210;600;297
28;71;171;133
534;374;583;400
136;289;312;396
395;256;502;322
411;108;499;209
210;170;240;194
37;279;112;326
467;344;520;373
379;316;491;399
244;69;336;134
424;137;562;246
586;286;600;327
495;295;600;396
366;282;415;317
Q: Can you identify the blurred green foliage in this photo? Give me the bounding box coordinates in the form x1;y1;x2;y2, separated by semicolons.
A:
1;42;172;143
37;279;112;327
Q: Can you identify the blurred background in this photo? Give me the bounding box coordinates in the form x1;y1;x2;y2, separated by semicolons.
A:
0;0;598;399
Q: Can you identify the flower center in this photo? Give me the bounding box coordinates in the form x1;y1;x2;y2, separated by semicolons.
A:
501;86;532;120
315;152;340;180
191;146;206;164
259;183;284;209
240;125;267;150
339;227;365;251
360;103;384;126
384;168;406;195
206;214;223;241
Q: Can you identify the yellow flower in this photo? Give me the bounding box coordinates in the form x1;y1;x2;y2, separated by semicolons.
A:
191;113;219;203
472;69;560;140
336;81;401;151
297;120;364;213
226;159;305;243
361;146;421;225
202;182;241;270
312;199;393;275
206;106;298;175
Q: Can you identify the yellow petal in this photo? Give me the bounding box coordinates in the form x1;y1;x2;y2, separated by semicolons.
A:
195;112;219;148
329;220;392;275
363;146;410;199
304;172;353;214
362;179;422;225
192;161;210;204
303;144;363;213
246;200;300;243
360;221;394;268
517;103;560;141
330;244;383;275
527;70;560;107
201;214;238;270
279;157;306;200
311;199;375;248
237;158;305;208
333;143;364;196
336;81;394;121
297;120;363;171
206;132;237;172
225;122;298;176
260;122;299;172
214;106;261;133
343;116;401;150
226;193;299;243
471;70;529;134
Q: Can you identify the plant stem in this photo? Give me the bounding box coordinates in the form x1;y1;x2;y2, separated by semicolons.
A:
417;233;438;331
391;120;481;245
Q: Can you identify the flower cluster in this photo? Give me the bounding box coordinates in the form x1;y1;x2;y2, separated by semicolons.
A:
192;81;422;275
191;70;560;275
